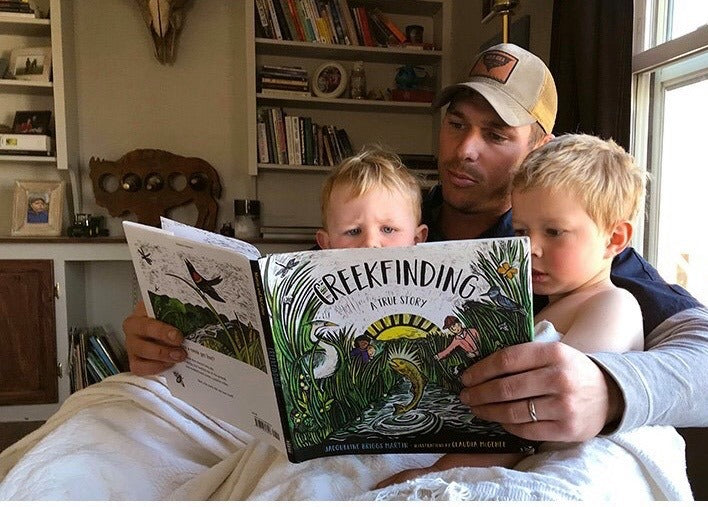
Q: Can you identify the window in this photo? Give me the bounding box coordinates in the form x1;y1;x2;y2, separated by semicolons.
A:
632;1;708;304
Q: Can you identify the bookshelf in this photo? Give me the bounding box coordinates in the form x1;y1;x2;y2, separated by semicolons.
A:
0;0;80;211
245;0;451;177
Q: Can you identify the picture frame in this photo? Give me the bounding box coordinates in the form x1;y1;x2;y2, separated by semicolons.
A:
311;62;348;99
8;46;52;82
11;110;52;135
11;180;65;237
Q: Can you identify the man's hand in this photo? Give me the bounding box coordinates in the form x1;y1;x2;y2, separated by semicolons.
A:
460;341;623;442
123;301;187;376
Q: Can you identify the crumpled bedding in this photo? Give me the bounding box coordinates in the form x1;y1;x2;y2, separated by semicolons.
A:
0;374;692;501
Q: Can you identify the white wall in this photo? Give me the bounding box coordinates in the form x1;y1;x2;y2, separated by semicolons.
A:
72;0;252;234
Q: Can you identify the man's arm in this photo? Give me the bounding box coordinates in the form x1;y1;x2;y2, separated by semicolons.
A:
123;301;187;376
590;306;708;432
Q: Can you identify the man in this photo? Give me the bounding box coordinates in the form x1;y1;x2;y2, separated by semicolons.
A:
124;43;708;444
423;43;708;442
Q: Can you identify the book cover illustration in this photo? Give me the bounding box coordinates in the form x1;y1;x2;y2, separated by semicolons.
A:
258;237;535;461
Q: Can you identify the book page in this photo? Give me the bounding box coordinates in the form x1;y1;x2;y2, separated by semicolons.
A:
123;221;284;453
258;237;534;462
160;217;262;260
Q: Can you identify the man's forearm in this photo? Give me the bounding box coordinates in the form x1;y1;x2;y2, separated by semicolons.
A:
589;306;708;432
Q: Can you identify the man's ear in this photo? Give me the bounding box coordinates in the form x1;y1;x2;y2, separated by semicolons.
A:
315;229;331;249
415;224;428;244
605;220;633;258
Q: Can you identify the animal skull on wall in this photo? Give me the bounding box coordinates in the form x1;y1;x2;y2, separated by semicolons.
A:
136;0;193;64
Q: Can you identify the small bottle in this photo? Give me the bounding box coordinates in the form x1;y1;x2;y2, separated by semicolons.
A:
350;61;366;100
121;173;142;192
144;172;164;191
188;172;209;191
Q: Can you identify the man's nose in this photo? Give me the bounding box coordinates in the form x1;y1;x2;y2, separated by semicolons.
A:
457;130;481;161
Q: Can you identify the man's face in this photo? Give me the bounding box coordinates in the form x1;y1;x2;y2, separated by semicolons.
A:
449;322;462;334
437;93;537;215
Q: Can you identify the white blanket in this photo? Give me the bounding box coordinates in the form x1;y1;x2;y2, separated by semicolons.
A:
0;374;692;501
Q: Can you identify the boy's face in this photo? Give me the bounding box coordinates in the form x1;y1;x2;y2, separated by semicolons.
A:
511;187;615;299
30;199;46;212
316;185;428;249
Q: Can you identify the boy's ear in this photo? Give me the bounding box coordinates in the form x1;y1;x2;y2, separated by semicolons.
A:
415;224;428;244
315;229;331;249
605;220;633;258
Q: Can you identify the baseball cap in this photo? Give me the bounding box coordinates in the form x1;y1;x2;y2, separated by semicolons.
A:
433;43;557;134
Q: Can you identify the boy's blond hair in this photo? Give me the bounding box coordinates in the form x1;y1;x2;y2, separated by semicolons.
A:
320;147;423;227
512;134;646;231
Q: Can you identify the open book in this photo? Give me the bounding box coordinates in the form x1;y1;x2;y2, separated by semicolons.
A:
124;218;536;463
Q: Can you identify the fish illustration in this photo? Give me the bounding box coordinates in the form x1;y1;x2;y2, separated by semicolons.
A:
389;357;428;415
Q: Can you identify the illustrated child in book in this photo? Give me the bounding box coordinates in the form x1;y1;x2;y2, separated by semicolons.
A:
350;334;374;364
433;315;480;361
124;146;428;374
377;133;647;487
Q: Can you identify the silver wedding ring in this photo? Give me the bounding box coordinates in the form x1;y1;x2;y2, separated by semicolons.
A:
527;398;538;423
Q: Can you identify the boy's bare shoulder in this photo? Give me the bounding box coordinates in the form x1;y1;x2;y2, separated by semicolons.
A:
583;286;641;314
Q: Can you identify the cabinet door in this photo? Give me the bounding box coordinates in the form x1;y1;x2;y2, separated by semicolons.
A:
0;260;57;405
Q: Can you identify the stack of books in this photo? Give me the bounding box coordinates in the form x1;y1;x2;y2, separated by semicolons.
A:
258;65;311;98
257;106;354;167
68;327;129;392
254;0;420;49
0;0;37;18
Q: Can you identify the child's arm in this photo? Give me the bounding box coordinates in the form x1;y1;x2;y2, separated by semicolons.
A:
561;288;644;354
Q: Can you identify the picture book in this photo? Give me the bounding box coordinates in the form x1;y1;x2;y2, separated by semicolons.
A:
124;218;536;463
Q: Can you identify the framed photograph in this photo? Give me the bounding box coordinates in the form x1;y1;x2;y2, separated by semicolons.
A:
311;62;348;99
11;180;65;237
8;46;52;82
12;110;52;135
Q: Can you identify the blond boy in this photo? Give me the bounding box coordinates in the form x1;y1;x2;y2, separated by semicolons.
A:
316;147;428;250
378;133;647;487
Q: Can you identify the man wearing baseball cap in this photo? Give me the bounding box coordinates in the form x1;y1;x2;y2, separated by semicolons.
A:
400;42;706;477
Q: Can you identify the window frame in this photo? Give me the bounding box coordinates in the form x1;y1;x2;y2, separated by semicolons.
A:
630;0;708;263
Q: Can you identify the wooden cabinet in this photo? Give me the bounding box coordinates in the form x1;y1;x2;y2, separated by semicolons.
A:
0;259;57;405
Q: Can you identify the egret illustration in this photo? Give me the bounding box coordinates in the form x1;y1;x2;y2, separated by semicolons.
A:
305;319;340;380
482;286;525;314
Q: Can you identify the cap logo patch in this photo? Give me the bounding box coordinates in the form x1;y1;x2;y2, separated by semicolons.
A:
469;50;519;84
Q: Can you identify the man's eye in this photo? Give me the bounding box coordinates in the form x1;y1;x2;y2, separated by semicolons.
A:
345;228;360;236
486;131;507;143
382;226;395;234
545;228;564;237
445;118;465;130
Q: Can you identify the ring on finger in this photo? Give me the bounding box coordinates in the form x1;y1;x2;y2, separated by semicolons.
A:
527;398;538;423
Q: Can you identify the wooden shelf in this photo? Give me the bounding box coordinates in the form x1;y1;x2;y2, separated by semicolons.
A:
0;236;127;244
256;93;432;113
0;16;50;36
0;154;56;163
256;38;443;64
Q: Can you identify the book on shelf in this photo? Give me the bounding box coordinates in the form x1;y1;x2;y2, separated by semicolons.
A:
68;327;129;393
124;217;536;463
